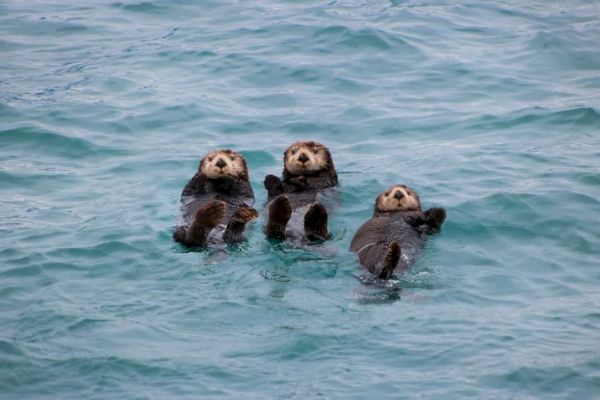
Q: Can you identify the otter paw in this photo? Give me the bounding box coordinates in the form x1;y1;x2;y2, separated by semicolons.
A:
305;203;330;241
182;172;210;196
232;206;259;223
195;200;227;229
425;207;446;231
379;241;400;280
264;174;284;197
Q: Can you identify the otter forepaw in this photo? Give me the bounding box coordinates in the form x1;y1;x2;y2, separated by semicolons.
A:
379;241;400;280
264;174;284;197
424;207;446;231
304;203;330;241
222;206;258;243
182;172;209;197
265;196;292;240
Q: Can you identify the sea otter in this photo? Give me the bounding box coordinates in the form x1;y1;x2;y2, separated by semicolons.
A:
349;184;446;280
173;149;258;247
263;141;338;242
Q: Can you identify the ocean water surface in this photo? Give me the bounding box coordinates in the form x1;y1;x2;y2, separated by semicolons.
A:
1;1;600;398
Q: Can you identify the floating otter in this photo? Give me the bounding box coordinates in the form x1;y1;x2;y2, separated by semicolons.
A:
263;141;338;242
173;149;258;247
349;184;446;280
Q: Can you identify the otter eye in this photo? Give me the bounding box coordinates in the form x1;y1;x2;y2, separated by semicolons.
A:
290;150;296;155
312;148;318;154
229;155;235;160
208;157;213;162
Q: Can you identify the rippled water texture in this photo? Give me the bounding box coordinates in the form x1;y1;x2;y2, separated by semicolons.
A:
2;1;600;398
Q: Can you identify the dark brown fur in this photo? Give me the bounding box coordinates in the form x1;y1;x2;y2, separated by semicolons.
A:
350;186;446;279
174;151;256;248
264;141;338;242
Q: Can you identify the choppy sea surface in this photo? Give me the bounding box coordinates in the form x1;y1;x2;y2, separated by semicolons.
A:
1;1;600;398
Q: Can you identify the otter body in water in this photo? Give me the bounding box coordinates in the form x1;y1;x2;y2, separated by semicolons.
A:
350;184;446;279
174;149;257;247
263;141;338;242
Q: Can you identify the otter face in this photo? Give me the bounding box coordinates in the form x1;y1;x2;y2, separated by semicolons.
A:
200;149;248;180
284;141;332;176
375;184;421;213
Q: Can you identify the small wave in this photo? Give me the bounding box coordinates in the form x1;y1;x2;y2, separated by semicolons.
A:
157;49;216;62
0;126;126;159
313;25;420;53
0;340;25;357
526;30;600;70
112;2;168;13
240;92;297;108
0;170;80;191
468;107;600;130
480;365;596;397
52;356;187;378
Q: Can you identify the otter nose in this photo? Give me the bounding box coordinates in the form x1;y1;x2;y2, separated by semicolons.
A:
298;153;309;163
394;191;404;200
216;158;226;169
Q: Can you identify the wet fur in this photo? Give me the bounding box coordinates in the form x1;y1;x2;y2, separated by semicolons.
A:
350;185;446;279
264;141;338;242
174;150;257;248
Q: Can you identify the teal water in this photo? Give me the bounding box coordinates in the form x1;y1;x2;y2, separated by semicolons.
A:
1;1;600;398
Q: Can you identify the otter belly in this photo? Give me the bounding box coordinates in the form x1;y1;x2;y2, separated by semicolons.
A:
350;217;426;276
263;188;337;243
284;204;312;240
263;197;313;241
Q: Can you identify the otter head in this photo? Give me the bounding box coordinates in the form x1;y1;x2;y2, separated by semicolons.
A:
283;141;334;177
375;184;421;214
199;149;249;181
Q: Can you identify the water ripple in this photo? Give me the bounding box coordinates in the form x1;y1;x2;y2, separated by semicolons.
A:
1;0;599;399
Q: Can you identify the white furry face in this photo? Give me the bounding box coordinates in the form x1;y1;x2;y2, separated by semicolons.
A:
376;185;421;212
284;141;329;175
200;150;247;180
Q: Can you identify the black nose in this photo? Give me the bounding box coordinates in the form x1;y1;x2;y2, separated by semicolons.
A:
298;153;309;163
394;191;404;200
216;158;226;169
